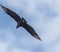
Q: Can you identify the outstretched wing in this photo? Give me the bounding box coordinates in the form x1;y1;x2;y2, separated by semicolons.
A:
0;5;21;22
23;23;41;40
0;5;41;41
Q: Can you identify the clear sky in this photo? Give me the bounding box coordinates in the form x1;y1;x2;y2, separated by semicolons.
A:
0;0;60;52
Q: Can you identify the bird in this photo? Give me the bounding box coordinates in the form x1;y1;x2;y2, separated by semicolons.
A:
0;5;41;41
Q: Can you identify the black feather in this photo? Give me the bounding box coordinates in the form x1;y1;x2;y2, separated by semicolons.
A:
22;23;41;40
0;5;41;41
0;5;21;22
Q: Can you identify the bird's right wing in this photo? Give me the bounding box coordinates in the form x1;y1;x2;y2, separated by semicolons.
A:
23;23;41;40
0;5;21;22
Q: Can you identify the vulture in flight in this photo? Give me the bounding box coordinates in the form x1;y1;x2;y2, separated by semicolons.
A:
0;5;41;41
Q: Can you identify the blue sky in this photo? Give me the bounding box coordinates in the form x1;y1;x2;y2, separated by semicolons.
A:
0;0;60;52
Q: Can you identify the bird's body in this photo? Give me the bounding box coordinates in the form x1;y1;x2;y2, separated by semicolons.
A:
0;5;41;41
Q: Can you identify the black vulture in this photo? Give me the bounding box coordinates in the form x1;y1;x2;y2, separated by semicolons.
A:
0;5;41;41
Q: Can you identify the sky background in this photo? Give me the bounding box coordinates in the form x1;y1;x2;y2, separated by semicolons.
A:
0;0;60;52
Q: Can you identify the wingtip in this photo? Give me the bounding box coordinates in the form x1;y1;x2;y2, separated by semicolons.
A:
0;4;4;8
38;37;42;41
34;35;42;41
0;4;7;13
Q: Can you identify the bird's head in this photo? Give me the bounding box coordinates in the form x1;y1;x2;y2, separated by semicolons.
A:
21;17;27;24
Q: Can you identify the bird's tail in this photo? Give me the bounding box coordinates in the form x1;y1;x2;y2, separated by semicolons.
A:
16;21;22;29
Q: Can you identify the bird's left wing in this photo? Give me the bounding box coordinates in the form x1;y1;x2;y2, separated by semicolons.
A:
22;23;41;40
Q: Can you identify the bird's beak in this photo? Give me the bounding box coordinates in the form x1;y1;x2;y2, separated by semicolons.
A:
0;4;7;13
